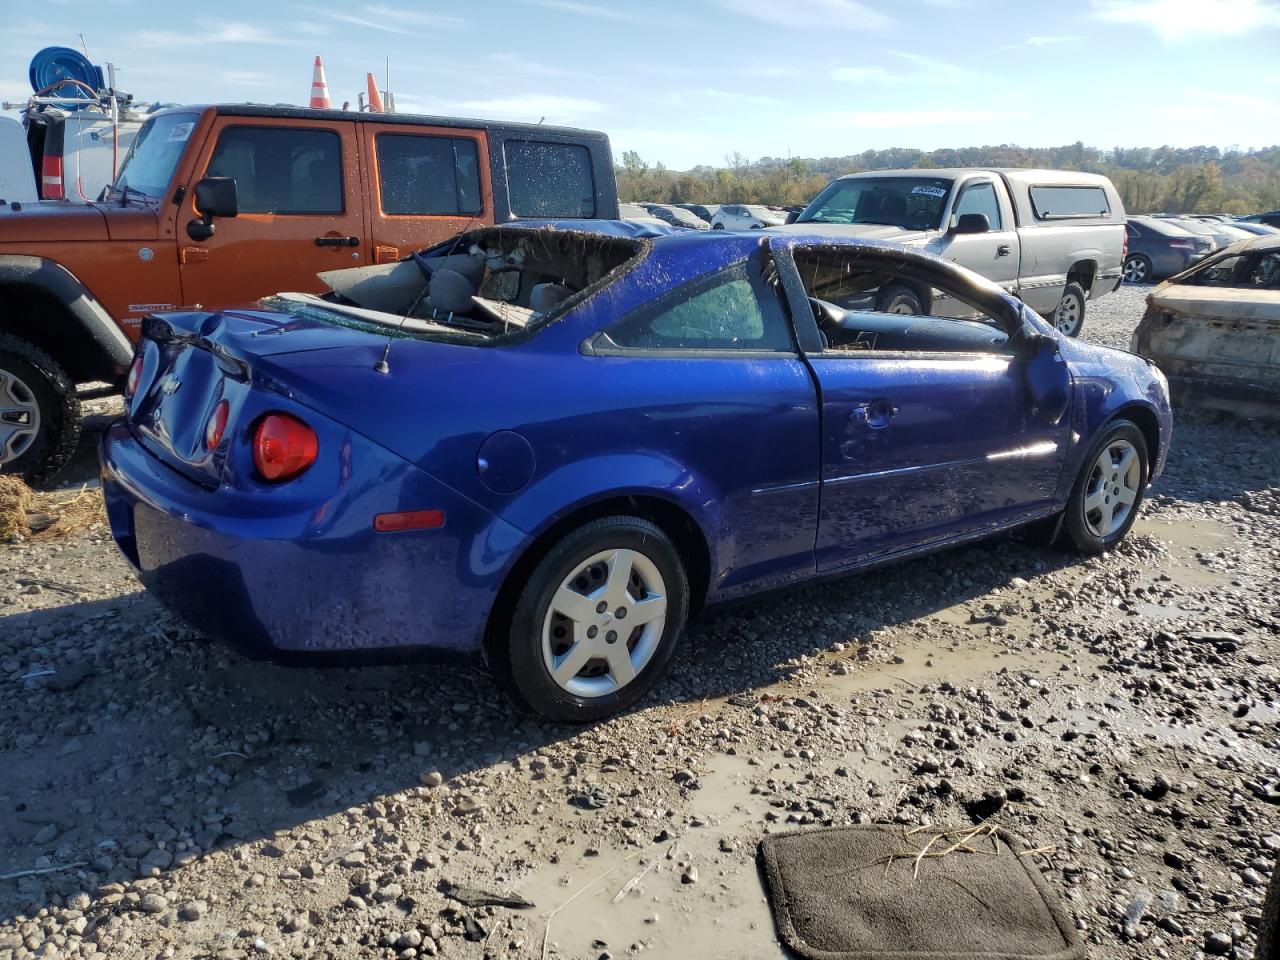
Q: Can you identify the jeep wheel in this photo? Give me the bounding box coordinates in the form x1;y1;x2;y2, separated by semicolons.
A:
0;334;81;485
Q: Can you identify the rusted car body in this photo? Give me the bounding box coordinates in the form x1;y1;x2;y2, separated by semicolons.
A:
1132;235;1280;418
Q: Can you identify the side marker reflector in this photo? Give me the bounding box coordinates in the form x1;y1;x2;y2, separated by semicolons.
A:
374;509;445;533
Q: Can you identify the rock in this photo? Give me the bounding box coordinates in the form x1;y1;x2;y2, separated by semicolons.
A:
1241;868;1264;887
419;771;443;788
179;901;207;921
681;865;698;885
1204;932;1232;955
1163;850;1187;870
139;893;169;914
395;930;423;949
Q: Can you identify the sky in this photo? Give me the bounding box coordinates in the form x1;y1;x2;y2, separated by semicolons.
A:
3;0;1279;170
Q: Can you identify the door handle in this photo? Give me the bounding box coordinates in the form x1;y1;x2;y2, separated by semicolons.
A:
315;236;360;248
997;244;1012;256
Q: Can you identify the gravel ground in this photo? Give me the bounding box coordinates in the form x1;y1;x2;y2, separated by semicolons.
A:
2;283;1278;960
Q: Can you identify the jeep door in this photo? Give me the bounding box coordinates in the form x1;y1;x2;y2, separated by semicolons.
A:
177;117;366;308
360;124;491;264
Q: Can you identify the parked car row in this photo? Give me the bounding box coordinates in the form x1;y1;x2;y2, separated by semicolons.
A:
1124;214;1280;283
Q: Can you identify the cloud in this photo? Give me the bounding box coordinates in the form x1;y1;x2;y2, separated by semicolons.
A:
831;52;980;85
714;0;891;30
396;93;604;123
815;109;1031;129
992;34;1082;52
520;0;654;23
137;22;300;47
1092;0;1280;40
315;5;466;35
222;71;277;87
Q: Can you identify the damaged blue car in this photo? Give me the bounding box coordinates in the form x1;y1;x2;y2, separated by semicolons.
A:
101;222;1172;721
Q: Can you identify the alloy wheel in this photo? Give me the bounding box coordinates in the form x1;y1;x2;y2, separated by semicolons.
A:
1083;439;1141;538
0;367;41;464
541;548;667;699
1123;257;1149;283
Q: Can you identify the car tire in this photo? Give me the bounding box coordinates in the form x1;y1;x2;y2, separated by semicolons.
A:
500;516;689;723
1052;282;1087;337
877;284;925;315
712;223;725;230
0;333;81;486
1062;421;1149;555
1123;254;1152;284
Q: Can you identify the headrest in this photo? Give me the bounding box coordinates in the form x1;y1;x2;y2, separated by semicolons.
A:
429;268;477;314
530;282;572;315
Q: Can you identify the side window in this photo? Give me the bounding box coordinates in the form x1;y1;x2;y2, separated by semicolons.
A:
607;260;792;352
505;141;594;218
207;126;342;214
375;133;481;216
794;247;1010;355
952;181;1002;230
1244;253;1280;288
1029;185;1110;220
1187;254;1245;287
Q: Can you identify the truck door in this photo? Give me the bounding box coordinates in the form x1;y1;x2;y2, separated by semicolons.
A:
929;178;1019;317
360;124;490;264
177;117;365;308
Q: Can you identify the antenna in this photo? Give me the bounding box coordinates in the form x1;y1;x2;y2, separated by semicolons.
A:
374;277;431;374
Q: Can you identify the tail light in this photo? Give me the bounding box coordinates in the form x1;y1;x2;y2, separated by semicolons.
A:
1167;240;1195;250
40;155;64;200
1122;230;1128;259
124;354;144;399
204;400;229;450
252;413;317;482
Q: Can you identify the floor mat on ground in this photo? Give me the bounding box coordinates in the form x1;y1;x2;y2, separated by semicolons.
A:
758;825;1085;960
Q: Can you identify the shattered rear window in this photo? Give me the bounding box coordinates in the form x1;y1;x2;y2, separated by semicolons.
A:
505;141;595;218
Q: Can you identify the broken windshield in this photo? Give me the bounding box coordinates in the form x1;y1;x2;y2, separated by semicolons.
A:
109;112;199;200
797;176;953;230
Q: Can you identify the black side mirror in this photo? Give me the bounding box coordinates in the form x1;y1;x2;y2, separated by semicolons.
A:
785;210;799;225
186;177;238;241
952;213;990;235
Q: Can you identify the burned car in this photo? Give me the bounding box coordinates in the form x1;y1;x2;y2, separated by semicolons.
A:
101;223;1171;722
1132;234;1279;418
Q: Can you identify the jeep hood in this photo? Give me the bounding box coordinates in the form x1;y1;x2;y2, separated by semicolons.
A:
0;199;159;244
771;222;930;244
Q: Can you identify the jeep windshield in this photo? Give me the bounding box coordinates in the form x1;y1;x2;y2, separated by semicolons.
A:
108;112;199;201
796;176;954;230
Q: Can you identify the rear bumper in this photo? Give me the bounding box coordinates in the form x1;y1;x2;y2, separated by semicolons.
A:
100;420;528;661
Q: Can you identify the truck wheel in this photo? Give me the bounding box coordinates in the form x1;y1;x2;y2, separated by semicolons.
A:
1052;282;1087;337
878;284;925;315
0;334;81;486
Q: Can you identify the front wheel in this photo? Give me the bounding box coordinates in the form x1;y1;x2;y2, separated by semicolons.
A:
1052;282;1087;337
711;223;725;230
0;333;81;485
499;516;689;723
1062;422;1149;554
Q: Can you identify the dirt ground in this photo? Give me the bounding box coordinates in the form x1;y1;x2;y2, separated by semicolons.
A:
2;284;1277;960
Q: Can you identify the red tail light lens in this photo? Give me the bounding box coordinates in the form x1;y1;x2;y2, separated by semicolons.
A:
252;413;318;482
41;155;64;200
125;354;144;398
204;400;229;450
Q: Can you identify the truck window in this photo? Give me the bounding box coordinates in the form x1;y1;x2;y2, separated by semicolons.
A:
797;177;953;230
111;112;199;199
952;181;1002;230
375;133;481;216
1029;185;1110;220
207;127;343;215
505;141;595;218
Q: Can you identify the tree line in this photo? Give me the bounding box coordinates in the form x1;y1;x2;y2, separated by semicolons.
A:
617;142;1280;215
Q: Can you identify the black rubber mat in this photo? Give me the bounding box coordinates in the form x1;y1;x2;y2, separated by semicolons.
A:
758;825;1085;960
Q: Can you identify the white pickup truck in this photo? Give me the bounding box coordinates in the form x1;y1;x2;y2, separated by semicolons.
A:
782;168;1127;336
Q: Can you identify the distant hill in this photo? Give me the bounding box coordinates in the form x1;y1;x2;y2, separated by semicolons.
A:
618;142;1280;215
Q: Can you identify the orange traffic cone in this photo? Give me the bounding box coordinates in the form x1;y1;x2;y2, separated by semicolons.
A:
365;73;384;113
310;56;331;109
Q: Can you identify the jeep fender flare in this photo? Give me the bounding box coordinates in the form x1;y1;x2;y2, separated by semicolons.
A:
0;255;134;374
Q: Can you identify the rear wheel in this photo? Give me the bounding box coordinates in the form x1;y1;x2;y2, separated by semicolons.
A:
1063;422;1148;554
1123;254;1152;284
712;223;725;230
1052;282;1087;337
0;334;81;486
499;517;689;723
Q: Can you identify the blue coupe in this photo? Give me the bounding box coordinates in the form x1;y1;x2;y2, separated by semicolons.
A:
101;223;1172;721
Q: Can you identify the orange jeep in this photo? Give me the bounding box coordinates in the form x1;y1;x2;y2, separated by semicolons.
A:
0;104;617;482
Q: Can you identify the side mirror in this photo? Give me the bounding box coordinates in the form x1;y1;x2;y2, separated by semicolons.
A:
186;177;238;241
952;213;990;235
785;210;800;225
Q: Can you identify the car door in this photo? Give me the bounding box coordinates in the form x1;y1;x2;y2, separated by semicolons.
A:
178;117;366;308
929;178;1020;317
772;238;1072;571
361;123;490;264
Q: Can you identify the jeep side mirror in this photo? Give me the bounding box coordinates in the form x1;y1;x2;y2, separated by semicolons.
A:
952;213;990;235
785;210;800;225
186;177;238;241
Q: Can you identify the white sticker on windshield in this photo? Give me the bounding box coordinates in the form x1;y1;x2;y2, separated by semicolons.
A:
166;122;194;143
911;185;947;198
